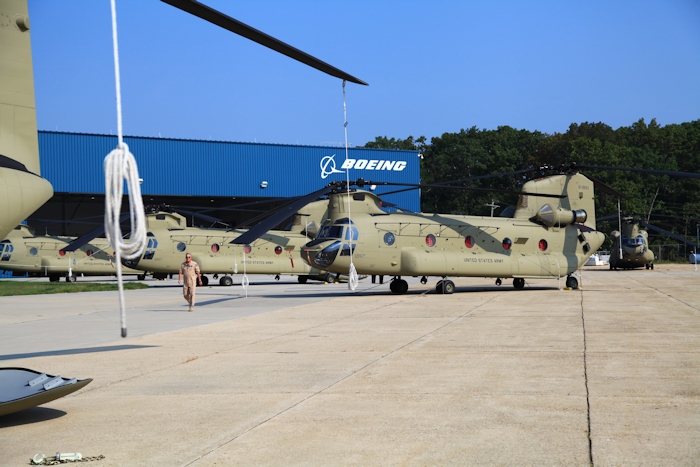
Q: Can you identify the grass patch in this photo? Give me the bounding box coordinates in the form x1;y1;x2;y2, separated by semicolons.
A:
0;280;149;297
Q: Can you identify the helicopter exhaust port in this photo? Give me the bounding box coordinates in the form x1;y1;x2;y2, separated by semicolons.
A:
536;205;587;227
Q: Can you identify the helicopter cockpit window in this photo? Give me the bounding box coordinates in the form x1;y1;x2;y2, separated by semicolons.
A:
318;225;344;240
621;235;644;246
344;226;359;241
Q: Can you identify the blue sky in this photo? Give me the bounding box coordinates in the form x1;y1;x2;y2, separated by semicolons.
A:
28;0;700;147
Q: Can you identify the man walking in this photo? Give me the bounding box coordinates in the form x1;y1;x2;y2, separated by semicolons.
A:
178;253;202;311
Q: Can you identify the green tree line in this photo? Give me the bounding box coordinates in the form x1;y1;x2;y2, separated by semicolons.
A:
362;119;700;248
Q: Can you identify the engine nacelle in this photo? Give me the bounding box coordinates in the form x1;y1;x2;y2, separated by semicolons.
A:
536;204;587;227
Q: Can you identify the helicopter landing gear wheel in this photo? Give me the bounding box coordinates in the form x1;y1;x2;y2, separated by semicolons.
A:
298;276;308;284
66;275;77;283
650;263;654;270
49;274;60;282
566;276;578;289
389;278;408;295
137;274;146;281
436;280;455;294
219;275;233;286
200;275;209;286
513;278;525;289
495;278;502;286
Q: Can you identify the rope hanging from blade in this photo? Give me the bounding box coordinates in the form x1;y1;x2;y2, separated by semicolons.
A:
105;0;147;338
342;81;359;291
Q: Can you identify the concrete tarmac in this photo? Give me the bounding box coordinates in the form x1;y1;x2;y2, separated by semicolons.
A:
0;265;698;466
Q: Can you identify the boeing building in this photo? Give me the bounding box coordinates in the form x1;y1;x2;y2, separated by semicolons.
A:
29;131;421;237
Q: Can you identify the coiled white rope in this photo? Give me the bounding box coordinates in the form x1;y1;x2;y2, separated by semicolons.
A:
241;248;249;297
105;0;147;338
342;80;359;291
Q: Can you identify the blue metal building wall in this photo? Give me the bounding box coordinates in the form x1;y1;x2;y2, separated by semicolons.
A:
38;132;421;212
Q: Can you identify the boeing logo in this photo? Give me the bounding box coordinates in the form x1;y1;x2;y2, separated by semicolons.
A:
320;155;345;179
320;154;407;179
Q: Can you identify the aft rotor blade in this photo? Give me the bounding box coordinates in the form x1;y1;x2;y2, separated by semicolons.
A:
231;184;338;245
161;0;368;85
365;180;566;199
638;220;699;246
572;164;700;179
584;174;626;198
62;212;130;252
380;167;541;196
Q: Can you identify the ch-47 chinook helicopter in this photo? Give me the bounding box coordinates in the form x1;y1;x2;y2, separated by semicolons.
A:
0;0;54;240
599;213;700;270
287;164;700;293
0;224;142;281
120;200;350;285
231;169;608;293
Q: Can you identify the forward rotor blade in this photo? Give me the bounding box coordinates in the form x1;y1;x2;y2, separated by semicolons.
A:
231;184;338;245
161;0;368;85
62;212;129;252
638;221;699;246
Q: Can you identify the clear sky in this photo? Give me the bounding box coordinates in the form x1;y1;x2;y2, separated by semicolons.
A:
28;0;700;148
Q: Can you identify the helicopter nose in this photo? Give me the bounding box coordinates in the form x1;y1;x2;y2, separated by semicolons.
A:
302;240;341;268
121;257;140;269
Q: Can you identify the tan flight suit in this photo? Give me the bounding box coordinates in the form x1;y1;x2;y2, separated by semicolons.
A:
179;261;200;310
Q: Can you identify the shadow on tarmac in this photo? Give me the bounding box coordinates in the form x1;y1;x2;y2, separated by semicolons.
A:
0;345;157;361
0;406;66;427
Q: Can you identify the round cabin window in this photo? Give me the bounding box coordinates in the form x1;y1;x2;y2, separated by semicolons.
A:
384;232;395;246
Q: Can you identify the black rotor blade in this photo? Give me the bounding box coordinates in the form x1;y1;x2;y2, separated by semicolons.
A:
380;167;541;196
363;180;565;199
638;220;699;246
231;184;339;245
571;164;700;179
171;209;228;226
583;174;626;198
62;212;129;252
161;0;368;85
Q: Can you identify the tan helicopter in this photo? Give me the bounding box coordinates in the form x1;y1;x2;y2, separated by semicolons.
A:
121;200;352;285
605;214;699;270
609;217;655;270
0;224;143;281
232;171;606;293
0;0;54;240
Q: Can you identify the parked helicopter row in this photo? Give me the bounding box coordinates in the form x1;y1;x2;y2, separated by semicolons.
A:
0;201;342;285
